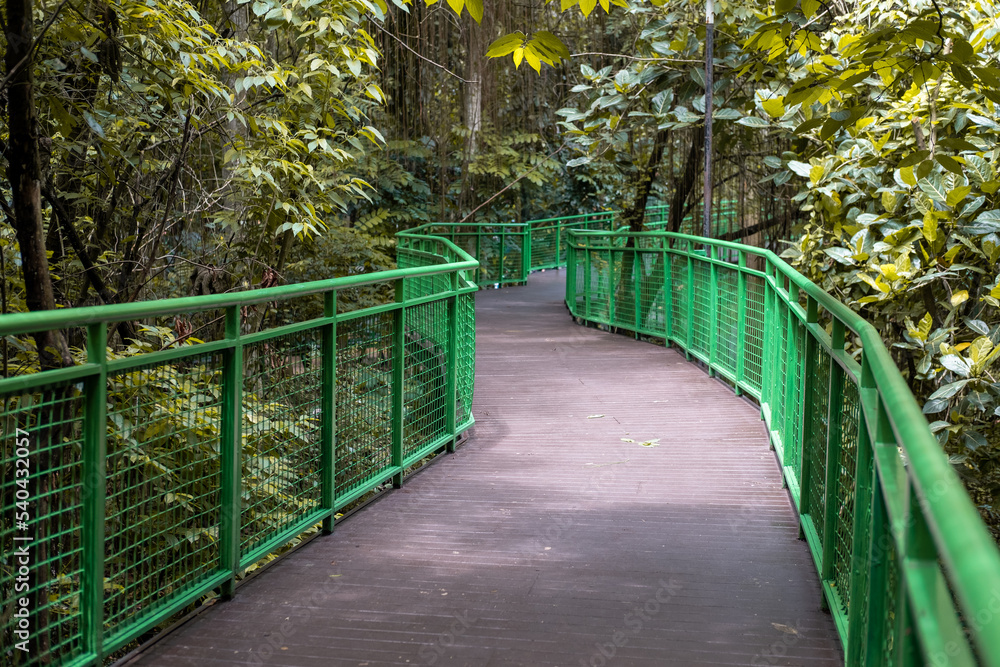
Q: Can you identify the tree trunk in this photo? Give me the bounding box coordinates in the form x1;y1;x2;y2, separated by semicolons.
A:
5;0;74;660
620;128;669;233
668;127;705;233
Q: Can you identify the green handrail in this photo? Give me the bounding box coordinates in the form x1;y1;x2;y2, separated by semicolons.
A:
400;222;530;286
565;227;1000;666
0;232;478;665
527;202;739;272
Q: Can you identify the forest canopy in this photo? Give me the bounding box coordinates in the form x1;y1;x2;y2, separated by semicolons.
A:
2;0;1000;533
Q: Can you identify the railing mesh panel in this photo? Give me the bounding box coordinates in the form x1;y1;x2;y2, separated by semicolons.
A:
240;331;324;556
784;320;806;479
404;301;450;459
833;378;861;615
669;254;687;344
691;261;710;356
103;353;223;638
715;267;739;376
335;313;394;497
773;299;789;459
807;352;831;547
611;251;635;331
1;384;86;665
742;275;765;392
456;294;476;428
638;251;666;333
882;536;899;662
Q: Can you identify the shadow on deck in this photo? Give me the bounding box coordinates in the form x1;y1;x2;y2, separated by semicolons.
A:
127;270;842;667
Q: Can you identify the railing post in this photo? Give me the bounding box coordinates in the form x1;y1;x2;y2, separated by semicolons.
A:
820;318;847;606
321;291;337;534
782;283;800;467
446;271;459;453
663;243;672;343
220;306;243;598
633;247;642;335
522;225;531;281
556;223;562;267
685;240;694;359
391;279;405;487
735;251;746;396
82;322;108;661
584;243;592;320
863;478;889;667
566;237;576;310
500;226;507;284
761;264;777;416
708;245;718;376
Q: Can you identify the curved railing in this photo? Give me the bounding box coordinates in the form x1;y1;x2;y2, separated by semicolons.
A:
565;228;1000;666
401;222;530;287
0;233;478;665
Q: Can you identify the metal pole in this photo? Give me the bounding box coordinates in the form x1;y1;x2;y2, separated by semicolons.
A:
703;0;714;239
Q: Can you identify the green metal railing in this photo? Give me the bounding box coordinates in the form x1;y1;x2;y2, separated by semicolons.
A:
527;205;671;272
565;228;1000;666
401;222;530;287
0;233;478;666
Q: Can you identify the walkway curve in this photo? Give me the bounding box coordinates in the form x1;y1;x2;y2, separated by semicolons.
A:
129;270;842;667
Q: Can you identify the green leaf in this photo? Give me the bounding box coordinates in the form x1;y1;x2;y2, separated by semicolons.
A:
774;0;796;14
936;154;964;176
82;111;106;139
787;161;812;178
917;173;947;202
941;354;971;377
927;379;969;401
735;116;769;128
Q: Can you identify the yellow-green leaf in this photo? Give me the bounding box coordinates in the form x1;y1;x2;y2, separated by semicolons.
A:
762;97;785;118
513;47;524;69
524;46;542;73
882;190;898;213
951;290;969;307
465;0;483;22
486;33;526;58
923;212;938;244
900;166;916;186
946;185;972;208
969;336;993;365
809;164;825;185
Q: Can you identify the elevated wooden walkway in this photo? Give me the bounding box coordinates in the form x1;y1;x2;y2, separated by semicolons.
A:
128;270;841;667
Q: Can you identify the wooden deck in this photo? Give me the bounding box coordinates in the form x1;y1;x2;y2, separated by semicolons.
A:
128;270;842;667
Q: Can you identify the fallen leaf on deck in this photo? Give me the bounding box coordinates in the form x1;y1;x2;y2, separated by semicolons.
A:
640;439;661;447
587;414;605;419
771;623;798;635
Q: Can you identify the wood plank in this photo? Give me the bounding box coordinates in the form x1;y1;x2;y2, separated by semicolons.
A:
127;269;842;667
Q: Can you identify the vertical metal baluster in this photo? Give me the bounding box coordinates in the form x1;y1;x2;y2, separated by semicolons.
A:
82;323;108;661
220;306;242;598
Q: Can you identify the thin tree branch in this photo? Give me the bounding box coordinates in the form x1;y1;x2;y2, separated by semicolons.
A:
373;21;478;84
459;143;567;224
